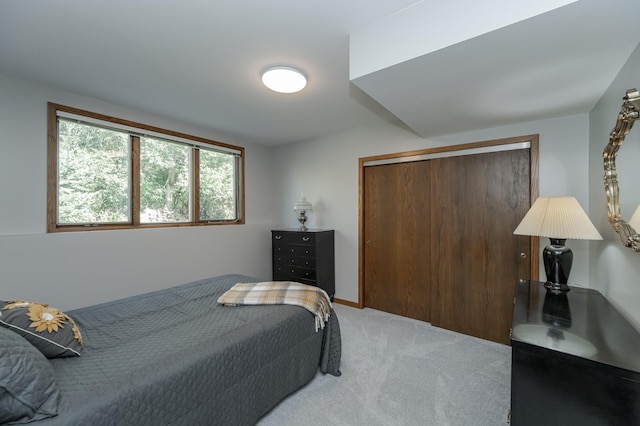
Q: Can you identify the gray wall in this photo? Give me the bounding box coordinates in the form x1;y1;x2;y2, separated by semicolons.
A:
589;42;640;329
0;73;278;310
273;113;592;303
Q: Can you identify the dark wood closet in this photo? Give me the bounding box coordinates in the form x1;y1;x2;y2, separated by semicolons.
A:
359;136;538;345
363;160;432;322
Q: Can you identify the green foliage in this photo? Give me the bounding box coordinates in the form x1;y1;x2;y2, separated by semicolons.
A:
57;120;237;225
199;149;236;220
58;120;129;223
140;137;190;223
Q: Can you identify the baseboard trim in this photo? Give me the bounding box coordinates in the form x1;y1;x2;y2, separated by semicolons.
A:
333;298;361;309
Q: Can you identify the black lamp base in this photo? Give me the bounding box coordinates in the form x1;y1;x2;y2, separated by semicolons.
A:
542;290;571;327
542;238;573;293
544;281;571;293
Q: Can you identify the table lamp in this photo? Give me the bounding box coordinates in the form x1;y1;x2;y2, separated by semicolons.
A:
293;193;312;231
513;196;602;292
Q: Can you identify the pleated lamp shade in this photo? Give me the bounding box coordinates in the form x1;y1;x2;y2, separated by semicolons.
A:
513;197;602;240
514;196;602;292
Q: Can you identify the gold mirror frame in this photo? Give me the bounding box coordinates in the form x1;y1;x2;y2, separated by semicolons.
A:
603;88;640;251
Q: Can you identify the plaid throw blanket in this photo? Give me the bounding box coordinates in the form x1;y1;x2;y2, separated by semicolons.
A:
218;281;332;331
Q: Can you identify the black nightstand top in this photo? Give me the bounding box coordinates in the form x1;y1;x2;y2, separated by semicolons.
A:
511;280;640;373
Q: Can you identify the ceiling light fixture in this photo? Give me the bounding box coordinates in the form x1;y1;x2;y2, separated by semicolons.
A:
261;66;307;94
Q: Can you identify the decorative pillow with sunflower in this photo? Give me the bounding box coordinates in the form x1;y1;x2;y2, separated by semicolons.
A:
0;300;83;358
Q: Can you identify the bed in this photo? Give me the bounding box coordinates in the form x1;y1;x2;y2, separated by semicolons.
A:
0;274;341;425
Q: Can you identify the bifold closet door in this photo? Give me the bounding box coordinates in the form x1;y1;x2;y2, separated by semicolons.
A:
429;149;531;344
363;160;431;322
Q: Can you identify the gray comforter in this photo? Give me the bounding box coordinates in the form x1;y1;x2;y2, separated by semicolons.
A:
41;274;341;425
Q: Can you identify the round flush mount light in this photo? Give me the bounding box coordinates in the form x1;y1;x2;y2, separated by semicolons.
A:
261;66;307;94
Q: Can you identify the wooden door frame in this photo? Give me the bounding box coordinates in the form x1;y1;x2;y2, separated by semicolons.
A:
357;134;540;308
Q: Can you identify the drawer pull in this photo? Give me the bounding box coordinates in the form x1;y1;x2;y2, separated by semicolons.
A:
302;237;310;242
275;235;282;240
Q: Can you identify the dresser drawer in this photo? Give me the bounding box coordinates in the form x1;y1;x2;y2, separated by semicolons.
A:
273;265;316;281
273;272;315;286
273;254;315;268
272;231;315;246
273;245;315;258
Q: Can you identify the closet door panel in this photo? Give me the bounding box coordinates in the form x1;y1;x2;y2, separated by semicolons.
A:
430;149;531;344
363;161;431;322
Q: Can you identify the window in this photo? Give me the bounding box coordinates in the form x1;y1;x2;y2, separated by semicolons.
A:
47;103;244;232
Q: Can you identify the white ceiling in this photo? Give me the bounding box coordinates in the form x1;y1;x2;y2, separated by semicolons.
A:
1;0;639;146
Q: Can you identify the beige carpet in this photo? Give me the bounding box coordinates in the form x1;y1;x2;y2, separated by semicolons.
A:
259;304;511;426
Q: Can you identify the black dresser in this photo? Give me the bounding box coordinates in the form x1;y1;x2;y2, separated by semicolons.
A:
271;229;335;298
510;280;640;425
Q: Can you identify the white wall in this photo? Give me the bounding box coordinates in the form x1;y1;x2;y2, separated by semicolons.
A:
0;73;278;310
589;42;640;329
273;112;592;303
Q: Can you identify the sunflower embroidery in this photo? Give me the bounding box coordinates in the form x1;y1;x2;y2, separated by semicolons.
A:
2;300;38;310
27;303;66;333
64;313;84;345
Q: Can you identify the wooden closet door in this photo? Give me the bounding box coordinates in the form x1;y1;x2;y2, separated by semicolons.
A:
363;160;431;322
430;149;531;344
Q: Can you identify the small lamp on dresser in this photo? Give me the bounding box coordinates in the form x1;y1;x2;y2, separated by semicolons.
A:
293;193;312;231
513;196;602;293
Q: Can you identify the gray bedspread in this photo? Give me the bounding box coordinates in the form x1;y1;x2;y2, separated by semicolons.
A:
40;274;341;425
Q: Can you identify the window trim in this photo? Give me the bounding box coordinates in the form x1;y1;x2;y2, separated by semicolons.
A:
47;102;245;232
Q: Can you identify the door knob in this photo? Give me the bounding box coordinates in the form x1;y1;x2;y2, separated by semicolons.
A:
520;252;527;258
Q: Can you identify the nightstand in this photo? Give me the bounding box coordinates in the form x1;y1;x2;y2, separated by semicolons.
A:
510;280;640;425
271;229;335;299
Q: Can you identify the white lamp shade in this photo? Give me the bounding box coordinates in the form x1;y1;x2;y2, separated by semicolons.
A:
293;196;312;212
513;197;602;240
629;205;640;231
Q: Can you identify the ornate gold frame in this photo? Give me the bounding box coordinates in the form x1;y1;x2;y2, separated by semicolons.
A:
603;88;640;251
